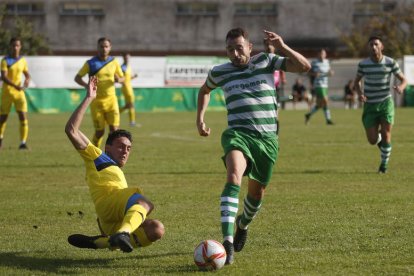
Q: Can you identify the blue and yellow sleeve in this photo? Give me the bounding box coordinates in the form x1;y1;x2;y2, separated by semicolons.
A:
78;142;102;161
1;58;7;72
77;62;90;77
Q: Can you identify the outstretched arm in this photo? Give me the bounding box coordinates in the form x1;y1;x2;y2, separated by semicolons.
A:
196;83;212;136
264;30;311;73
65;76;98;150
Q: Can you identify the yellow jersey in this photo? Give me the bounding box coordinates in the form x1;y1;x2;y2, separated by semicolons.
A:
78;143;128;206
1;56;29;94
77;56;124;99
122;63;132;86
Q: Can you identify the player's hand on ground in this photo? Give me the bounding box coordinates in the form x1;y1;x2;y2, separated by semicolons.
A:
87;76;98;99
197;121;211;137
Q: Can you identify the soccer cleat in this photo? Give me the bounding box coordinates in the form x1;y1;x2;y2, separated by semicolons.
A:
18;143;29;150
109;232;133;253
233;216;248;252
326;119;334;125
304;114;310;125
222;240;234;265
68;234;103;249
378;164;387;174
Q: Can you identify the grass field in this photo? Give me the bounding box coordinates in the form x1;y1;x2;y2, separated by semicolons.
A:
0;108;413;275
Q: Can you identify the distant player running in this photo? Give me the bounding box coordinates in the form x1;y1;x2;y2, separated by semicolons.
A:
353;35;407;173
0;37;31;150
65;76;164;252
75;37;124;148
305;48;334;125
196;28;310;265
120;53;138;127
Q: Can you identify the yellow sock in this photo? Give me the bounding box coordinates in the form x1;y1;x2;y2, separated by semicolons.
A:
0;121;7;138
128;107;135;123
131;227;152;248
92;134;103;148
20;120;28;142
117;204;147;233
129;108;135;124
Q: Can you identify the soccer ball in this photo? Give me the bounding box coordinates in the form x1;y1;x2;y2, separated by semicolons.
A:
194;240;227;271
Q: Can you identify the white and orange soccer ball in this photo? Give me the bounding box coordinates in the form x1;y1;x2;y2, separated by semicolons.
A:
193;240;227;271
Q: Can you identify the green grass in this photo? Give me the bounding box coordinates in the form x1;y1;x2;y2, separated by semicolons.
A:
0;108;413;275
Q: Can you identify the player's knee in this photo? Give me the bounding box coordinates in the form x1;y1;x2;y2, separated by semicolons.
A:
227;173;242;185
147;220;165;242
368;139;377;145
138;198;154;213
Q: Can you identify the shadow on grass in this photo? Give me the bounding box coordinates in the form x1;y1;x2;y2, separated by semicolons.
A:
163;264;200;273
276;169;380;175
0;251;189;274
130;171;224;175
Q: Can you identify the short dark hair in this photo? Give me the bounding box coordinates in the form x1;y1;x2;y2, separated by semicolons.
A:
10;37;21;45
226;28;249;41
97;37;111;45
368;35;383;43
106;129;132;145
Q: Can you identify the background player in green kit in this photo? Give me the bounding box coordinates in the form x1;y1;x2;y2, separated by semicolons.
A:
196;28;310;265
305;48;335;125
353;35;407;173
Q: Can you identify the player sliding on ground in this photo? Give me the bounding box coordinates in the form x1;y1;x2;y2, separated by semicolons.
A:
196;28;310;265
65;76;164;252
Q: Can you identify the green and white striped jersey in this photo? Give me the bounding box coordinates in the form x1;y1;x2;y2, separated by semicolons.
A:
311;59;330;88
357;56;401;103
206;52;286;134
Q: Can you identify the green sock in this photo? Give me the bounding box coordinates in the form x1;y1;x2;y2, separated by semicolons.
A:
380;142;392;167
220;183;240;242
239;195;262;230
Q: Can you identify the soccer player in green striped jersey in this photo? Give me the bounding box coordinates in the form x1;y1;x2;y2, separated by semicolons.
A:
196;28;310;265
354;35;407;174
305;48;335;125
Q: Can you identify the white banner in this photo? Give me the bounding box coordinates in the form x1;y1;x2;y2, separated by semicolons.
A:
25;56;166;88
165;56;228;87
403;56;414;85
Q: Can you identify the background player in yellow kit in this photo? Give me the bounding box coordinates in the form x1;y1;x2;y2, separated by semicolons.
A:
0;37;31;150
74;37;124;148
120;53;138;126
65;76;164;252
